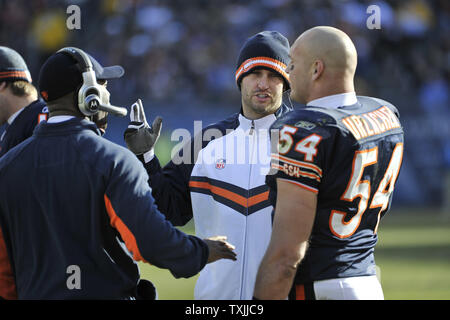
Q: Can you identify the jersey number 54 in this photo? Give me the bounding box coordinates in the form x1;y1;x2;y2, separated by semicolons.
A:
330;143;403;238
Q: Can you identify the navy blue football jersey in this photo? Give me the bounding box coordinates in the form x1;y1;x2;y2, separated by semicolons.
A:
266;96;404;284
0;99;48;157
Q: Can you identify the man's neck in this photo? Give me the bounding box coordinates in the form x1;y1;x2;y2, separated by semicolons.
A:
306;77;355;104
6;95;37;124
307;92;357;108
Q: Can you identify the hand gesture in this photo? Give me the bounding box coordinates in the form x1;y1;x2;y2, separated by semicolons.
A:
124;99;163;155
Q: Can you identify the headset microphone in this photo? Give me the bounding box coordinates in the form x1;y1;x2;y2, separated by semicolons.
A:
99;102;128;117
57;47;128;117
84;93;127;117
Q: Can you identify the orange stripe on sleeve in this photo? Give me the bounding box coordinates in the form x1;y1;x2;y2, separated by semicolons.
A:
104;194;146;262
278;178;319;194
272;154;323;176
0;226;17;299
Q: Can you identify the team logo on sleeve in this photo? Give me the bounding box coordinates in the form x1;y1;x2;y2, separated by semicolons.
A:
295;120;316;130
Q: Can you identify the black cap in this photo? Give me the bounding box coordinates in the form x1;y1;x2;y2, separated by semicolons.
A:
235;31;290;90
38;49;124;102
0;46;32;83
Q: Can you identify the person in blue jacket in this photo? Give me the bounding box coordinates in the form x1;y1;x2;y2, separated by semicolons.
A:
0;46;48;158
0;47;236;300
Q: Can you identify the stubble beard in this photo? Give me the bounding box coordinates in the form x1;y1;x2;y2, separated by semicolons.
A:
243;92;281;118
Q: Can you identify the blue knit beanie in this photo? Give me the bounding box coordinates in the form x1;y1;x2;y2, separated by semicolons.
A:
235;31;290;90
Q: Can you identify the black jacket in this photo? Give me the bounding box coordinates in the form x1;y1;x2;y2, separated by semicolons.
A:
0;118;208;299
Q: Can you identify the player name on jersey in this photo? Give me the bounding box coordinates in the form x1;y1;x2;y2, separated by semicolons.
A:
341;105;401;140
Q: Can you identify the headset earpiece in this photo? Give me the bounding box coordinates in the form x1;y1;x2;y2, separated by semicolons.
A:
56;47;127;117
57;47;105;117
77;67;104;116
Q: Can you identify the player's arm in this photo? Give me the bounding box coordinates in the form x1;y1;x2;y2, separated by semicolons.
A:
104;151;236;278
253;178;317;299
124;99;193;226
141;150;195;226
254;116;326;299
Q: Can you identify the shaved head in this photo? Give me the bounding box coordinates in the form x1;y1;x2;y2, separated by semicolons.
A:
287;26;358;104
296;26;357;74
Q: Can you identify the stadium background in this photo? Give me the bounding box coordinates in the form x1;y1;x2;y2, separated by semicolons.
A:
0;0;448;299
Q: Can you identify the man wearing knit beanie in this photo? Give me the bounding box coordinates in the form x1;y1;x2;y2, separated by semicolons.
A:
124;31;294;299
0;46;48;158
236;30;290;91
235;31;291;120
0;46;48;299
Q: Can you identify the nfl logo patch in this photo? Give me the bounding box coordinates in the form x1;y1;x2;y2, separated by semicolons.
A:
215;158;226;169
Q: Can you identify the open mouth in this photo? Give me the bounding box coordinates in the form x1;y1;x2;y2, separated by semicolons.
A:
254;93;271;101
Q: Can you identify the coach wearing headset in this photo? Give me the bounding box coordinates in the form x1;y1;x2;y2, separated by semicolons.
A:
0;47;236;299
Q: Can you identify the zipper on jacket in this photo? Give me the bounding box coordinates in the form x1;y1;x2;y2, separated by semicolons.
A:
240;121;257;299
249;120;255;135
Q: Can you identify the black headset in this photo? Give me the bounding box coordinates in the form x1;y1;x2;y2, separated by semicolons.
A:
56;47;127;117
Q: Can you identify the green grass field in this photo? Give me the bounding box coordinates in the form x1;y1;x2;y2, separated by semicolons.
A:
375;210;450;299
139;209;450;300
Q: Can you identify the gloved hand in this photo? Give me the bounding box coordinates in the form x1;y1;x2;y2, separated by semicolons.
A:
124;99;163;156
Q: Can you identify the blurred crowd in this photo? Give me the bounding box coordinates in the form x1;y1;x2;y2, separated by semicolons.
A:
0;0;449;207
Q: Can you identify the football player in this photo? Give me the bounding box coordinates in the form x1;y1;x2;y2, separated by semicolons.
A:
124;31;293;300
254;26;404;300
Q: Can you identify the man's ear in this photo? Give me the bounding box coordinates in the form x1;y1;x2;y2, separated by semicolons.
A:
312;60;324;81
